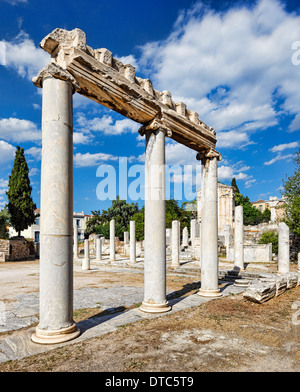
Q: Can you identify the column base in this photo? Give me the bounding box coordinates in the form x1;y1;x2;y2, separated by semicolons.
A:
31;323;80;345
139;301;171;314
198;288;222;298
171;263;181;268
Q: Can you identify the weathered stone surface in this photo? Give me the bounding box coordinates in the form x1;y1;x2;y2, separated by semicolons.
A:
35;28;217;154
243;282;276;303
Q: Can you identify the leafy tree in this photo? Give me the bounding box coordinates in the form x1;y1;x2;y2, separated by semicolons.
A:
233;179;269;226
281;149;300;235
131;207;145;241
85;196;139;237
7;146;36;237
0;207;9;239
231;177;240;194
258;231;278;254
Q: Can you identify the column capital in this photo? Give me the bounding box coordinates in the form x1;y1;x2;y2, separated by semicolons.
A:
139;118;172;138
32;62;81;93
196;148;222;164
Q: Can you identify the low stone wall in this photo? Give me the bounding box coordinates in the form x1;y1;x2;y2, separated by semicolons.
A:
0;238;35;262
227;243;273;263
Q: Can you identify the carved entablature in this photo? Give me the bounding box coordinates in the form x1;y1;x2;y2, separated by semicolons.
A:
35;28;217;153
196;148;222;164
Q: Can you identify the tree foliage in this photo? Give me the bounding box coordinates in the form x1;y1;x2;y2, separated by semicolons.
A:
7;146;36;236
0;207;9;239
258;231;278;254
281;149;300;235
233;179;271;226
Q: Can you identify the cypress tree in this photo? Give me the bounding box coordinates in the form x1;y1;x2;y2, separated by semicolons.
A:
7;146;36;237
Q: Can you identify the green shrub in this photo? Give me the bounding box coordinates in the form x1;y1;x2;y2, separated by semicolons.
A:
258;231;278;254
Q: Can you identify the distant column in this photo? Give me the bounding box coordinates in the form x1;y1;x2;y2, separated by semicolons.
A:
73;224;78;259
110;219;116;262
95;236;102;262
190;219;197;246
82;239;90;270
278;222;289;274
234;205;244;271
182;226;189;246
298;252;300;273
124;231;129;246
172;220;180;267
130;220;136;263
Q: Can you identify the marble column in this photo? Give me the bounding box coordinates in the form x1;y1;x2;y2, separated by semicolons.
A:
298;252;300;273
182;226;189;246
95;236;102;262
82;239;90;271
110;219;116;262
31;70;80;344
73;224;78;260
234;205;244;271
139;123;171;313
198;150;222;297
130;220;136;263
278;222;290;274
124;231;129;246
172;220;180;267
190;219;197;246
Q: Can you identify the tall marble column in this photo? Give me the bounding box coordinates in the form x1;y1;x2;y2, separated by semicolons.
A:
31;65;80;344
110;219;116;262
278;222;290;274
139;121;171;313
234;205;244;271
198;149;222;297
130;220;136;263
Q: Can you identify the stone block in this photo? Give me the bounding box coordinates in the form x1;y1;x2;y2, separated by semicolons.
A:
243;282;276;303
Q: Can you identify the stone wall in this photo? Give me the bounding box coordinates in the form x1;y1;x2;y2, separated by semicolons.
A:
227;243;273;263
0;238;36;262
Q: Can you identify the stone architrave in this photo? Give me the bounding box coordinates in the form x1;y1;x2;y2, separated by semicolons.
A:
82;239;90;270
139;121;171;313
234;205;244;271
171;220;180;267
130;220;136;263
110;219;116;262
197;149;222;297
278;222;290;274
31;65;80;345
73;224;78;260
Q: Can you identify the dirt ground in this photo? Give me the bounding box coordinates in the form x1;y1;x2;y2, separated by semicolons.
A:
1;266;300;372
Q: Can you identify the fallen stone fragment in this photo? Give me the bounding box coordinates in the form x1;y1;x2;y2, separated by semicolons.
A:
243;282;276;304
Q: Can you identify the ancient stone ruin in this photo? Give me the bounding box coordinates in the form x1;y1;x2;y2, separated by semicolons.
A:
31;28;222;345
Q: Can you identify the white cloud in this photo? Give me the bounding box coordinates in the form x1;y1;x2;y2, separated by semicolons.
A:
73;152;118;167
0;117;41;142
0;140;15;164
115;54;139;70
0;178;8;188
264;153;293;166
139;0;300;138
1;31;48;80
216;130;250;149
4;0;28;5
73;132;93;145
25;146;42;160
269;141;299;153
76;113;140;136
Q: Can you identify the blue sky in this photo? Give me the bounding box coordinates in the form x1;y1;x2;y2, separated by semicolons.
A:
0;0;300;214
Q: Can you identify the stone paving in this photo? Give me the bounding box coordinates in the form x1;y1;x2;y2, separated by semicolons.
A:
0;255;275;365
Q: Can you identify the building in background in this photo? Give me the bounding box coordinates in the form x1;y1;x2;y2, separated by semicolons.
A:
251;196;286;223
9;210;93;242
